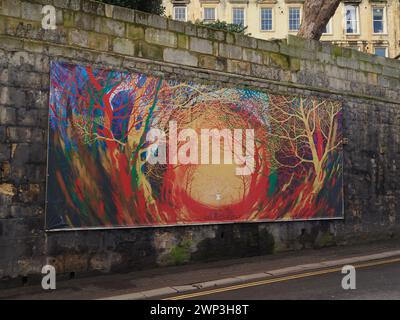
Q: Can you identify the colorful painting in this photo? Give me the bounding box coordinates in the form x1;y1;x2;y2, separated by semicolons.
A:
46;62;343;230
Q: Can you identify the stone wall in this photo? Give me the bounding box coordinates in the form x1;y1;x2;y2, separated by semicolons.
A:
0;0;400;284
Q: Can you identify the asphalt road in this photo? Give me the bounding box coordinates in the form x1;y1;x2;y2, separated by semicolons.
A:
165;259;400;300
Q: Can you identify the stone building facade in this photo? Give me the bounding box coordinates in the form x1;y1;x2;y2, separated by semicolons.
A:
163;0;400;58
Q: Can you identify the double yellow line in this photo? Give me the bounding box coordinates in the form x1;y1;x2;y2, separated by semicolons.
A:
164;257;400;300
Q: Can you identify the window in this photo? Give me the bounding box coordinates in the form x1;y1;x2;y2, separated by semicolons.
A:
373;7;386;34
232;8;245;26
322;19;332;34
260;8;273;31
173;6;187;22
374;47;387;57
288;8;301;32
203;7;216;22
345;5;359;34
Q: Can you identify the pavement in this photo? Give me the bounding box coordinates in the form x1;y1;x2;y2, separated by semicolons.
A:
0;239;399;300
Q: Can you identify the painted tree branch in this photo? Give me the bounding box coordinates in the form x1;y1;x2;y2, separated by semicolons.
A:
298;0;341;40
267;95;342;193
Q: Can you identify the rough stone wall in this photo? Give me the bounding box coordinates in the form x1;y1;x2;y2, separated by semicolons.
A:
0;0;400;284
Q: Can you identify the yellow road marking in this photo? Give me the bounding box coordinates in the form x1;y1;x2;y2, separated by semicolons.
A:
164;257;400;300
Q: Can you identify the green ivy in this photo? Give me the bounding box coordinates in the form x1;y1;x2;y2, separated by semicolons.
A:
196;20;248;34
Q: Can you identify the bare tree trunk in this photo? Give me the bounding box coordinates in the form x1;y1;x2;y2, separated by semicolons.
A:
298;0;341;40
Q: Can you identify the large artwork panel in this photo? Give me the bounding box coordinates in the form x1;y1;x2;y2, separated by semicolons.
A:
46;62;343;230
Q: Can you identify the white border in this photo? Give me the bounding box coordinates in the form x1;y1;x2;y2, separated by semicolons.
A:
46;217;345;232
